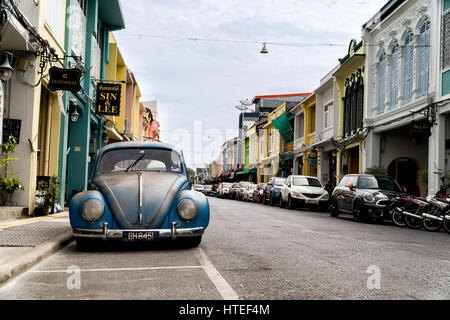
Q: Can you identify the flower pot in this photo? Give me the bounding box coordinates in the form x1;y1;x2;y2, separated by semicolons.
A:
34;206;49;217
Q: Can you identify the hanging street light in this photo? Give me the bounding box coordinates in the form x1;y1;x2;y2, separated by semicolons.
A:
260;43;269;54
0;52;14;81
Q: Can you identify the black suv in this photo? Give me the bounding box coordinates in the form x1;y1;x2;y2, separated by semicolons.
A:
330;174;404;222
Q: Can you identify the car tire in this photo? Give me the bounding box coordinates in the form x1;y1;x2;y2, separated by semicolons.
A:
280;197;285;208
423;209;442;232
76;238;98;251
287;195;295;210
183;236;202;248
352;200;366;222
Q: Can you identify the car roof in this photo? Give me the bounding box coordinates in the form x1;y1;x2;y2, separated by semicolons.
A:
290;175;320;179
100;141;182;155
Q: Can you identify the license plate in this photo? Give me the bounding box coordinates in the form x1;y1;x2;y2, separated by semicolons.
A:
305;200;319;205
123;231;159;242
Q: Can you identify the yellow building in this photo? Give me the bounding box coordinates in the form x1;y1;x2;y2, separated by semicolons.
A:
259;107;284;181
333;39;366;183
247;124;259;183
301;94;318;177
105;33;143;142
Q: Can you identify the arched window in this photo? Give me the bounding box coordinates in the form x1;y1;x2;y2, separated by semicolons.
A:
403;32;414;104
418;19;431;97
377;51;386;114
390;43;399;109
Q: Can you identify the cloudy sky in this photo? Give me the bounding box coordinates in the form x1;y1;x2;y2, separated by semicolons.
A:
114;0;387;169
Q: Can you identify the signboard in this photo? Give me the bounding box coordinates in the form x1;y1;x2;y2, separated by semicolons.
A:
96;83;121;116
48;67;82;93
410;121;431;138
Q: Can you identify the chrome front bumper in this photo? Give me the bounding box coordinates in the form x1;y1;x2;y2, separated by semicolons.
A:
73;222;204;241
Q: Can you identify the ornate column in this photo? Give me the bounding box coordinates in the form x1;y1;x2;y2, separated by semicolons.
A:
371;61;379;117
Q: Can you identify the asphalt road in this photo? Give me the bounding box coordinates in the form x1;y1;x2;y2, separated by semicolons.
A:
0;196;449;300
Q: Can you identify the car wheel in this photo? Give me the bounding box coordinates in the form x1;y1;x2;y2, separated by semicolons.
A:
353;200;366;222
330;198;339;217
183;236;202;248
287;195;295;210
280;197;285;208
76;238;99;251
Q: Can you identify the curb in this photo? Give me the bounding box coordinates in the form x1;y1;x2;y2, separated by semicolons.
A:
0;231;73;285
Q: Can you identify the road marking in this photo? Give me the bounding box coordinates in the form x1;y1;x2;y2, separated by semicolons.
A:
30;266;204;273
194;247;239;300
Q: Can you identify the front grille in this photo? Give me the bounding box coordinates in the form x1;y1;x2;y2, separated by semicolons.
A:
377;200;394;206
302;193;321;199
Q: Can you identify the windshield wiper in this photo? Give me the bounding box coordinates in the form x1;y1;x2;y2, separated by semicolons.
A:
126;153;145;172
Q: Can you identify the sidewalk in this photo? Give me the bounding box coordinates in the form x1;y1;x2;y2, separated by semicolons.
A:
0;212;73;285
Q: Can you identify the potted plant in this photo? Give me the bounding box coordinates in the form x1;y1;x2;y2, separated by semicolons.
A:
0;136;23;205
36;176;61;216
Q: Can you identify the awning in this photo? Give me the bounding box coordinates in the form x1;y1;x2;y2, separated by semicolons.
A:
272;111;294;143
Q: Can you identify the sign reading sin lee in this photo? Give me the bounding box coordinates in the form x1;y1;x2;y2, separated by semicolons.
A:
96;83;122;116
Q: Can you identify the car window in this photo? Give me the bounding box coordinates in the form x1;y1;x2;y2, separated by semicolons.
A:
239;182;250;187
97;148;183;175
223;183;232;188
376;176;402;192
292;177;322;187
249;185;257;190
347;176;358;186
358;176;379;189
339;176;349;187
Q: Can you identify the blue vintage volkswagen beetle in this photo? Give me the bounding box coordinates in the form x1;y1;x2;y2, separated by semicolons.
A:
69;141;210;250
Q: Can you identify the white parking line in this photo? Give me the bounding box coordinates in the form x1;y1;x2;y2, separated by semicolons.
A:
194;247;239;300
30;266;204;273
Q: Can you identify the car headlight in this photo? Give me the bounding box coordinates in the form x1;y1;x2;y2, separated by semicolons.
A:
322;193;329;200
177;199;199;221
363;193;375;203
82;199;105;223
293;192;301;197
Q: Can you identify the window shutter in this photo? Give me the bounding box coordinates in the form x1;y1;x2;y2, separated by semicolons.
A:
390;44;399;108
418;20;431;97
378;52;386;114
403;33;414;104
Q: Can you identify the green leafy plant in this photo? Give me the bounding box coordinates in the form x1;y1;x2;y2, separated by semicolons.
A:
0;136;24;203
37;176;61;213
365;166;387;175
1;177;24;193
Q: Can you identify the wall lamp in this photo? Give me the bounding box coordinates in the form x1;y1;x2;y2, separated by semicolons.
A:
0;52;14;82
69;98;82;122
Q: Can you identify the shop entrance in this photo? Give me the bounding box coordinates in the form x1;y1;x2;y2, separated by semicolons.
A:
388;158;422;196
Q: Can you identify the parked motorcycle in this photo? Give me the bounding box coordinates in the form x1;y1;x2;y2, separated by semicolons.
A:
389;196;410;227
401;196;432;230
423;192;450;233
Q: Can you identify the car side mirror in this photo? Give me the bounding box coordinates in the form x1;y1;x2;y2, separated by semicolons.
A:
348;183;355;190
402;187;407;194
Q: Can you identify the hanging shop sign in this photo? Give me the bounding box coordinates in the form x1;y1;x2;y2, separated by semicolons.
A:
410;120;431;138
96;83;121;116
48;67;82;93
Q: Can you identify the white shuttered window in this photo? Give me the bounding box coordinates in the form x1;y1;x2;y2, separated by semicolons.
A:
418;20;431;97
403;32;414;104
390;43;399;109
377;51;386;114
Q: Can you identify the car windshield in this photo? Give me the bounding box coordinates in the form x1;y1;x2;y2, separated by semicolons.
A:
292;177;322;187
239;182;250;187
249;185;257;190
223;183;233;188
96;148;184;175
358;176;402;192
272;178;286;186
203;185;212;190
232;183;239;188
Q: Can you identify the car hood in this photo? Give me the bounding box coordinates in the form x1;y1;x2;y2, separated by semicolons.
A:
359;189;400;198
93;172;187;229
291;186;326;194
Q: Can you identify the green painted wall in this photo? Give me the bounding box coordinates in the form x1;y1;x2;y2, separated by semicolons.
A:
445;0;450;11
443;70;450;96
